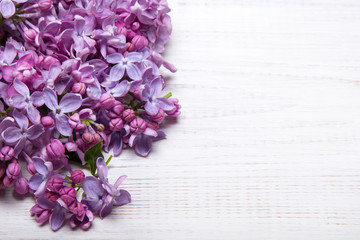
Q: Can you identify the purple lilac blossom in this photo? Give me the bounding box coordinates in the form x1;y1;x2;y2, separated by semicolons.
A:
0;0;180;231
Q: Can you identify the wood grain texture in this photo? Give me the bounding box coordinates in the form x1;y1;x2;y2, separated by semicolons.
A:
1;0;360;239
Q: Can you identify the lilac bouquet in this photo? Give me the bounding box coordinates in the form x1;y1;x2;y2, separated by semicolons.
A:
0;0;180;231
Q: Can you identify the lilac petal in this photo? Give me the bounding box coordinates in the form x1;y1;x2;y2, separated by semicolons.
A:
26;124;44;140
27;104;41;124
1;65;14;82
126;63;142;80
74;15;85;34
109;132;123;157
134;134;152;157
29;175;43;191
140;87;151;101
0;117;15;133
109;64;125;82
144;101;159;115
2;126;21;143
126;52;143;62
96;158;108;183
13;109;29;129
114;190;131;206
37;197;56;209
86;79;102;100
14;136;26;158
11;94;27;109
59;93;82;113
13;79;29;97
55;114;72;136
155;98;175;111
81;199;103;213
33;157;48;176
50;207;65;231
106;53;123;64
99;202;113;219
150;77;163;98
30;91;44;106
128;134;138;148
109;81;129;97
16;53;33;70
34;180;48;196
114;175;127;189
0;0;15;19
43;88;58;111
144;128;158;138
80;65;94;78
3;42;16;65
83;176;104;199
154;130;166;141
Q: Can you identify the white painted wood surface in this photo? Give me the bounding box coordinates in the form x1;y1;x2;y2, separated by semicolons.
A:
2;0;360;239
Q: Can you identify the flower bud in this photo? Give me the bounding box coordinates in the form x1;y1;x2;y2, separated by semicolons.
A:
82;132;95;145
93;133;102;143
59;186;76;204
0;146;15;161
71;170;85;184
130;118;147;134
42;56;58;70
100;93;115;110
147;121;159;130
41;116;55;128
46;139;65;158
69;113;86;130
39;0;53;11
47;177;63;193
109;118;124;131
68;201;85;216
96;124;105;132
6;162;21;179
71;70;82;82
27;162;37;175
3;176;13;187
46;191;59;202
24;29;37;42
122;109;136;122
150;109;165;123
72;82;86;95
14;177;29;195
131;35;148;51
31;204;51;223
108;101;124;118
165;98;181;117
131;22;140;31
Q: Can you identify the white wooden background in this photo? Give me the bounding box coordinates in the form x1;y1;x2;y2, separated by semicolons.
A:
1;0;360;239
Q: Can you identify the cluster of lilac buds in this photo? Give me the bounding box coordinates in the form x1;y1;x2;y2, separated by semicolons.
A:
0;0;180;231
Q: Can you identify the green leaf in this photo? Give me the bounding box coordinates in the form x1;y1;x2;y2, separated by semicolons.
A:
84;141;104;176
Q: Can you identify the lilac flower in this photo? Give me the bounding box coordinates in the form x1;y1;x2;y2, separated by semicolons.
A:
141;77;174;115
28;157;55;196
2;110;44;157
106;125;130;157
43;88;82;136
10;79;44;124
129;128;165;157
82;158;131;219
106;52;143;81
0;42;17;70
31;196;68;231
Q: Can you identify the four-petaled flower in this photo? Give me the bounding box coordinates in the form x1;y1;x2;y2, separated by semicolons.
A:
2;110;44;157
10;79;44;124
82;157;131;219
106;52;143;81
43;88;82;136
